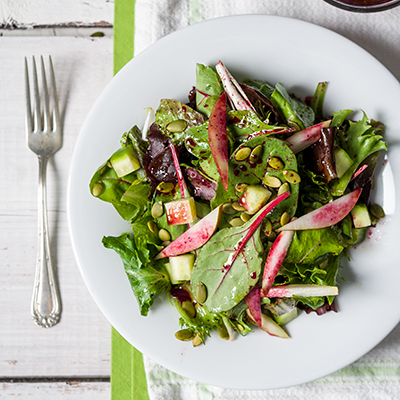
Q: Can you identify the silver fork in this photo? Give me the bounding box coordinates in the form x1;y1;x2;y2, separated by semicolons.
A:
25;56;62;328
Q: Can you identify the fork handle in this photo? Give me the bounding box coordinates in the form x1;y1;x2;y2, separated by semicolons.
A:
31;155;61;327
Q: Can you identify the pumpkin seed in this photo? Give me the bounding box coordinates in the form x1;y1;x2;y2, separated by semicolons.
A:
166;119;188;133
249;145;263;164
107;160;113;168
192;333;203;347
235;146;251;161
369;203;385;219
99;165;107;175
263;218;272;236
151;201;164;219
156;181;175;193
161;241;171;247
283;170;301;184
217;325;229;340
232;201;247;212
92;182;104;197
158;228;171;242
240;212;251;222
278;182;290;196
229;217;245;227
175;329;195;341
236;324;244;332
304;206;314;214
147;220;158;233
263;175;282;188
182;300;196;319
195;282;207;304
287;120;301;131
235;183;248;193
268;156;284;170
280;211;290;226
222;203;237;215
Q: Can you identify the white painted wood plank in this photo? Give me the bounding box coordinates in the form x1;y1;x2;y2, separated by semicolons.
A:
0;0;114;25
1;382;110;398
0;36;113;377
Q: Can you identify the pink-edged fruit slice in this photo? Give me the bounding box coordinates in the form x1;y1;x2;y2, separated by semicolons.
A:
246;309;289;338
154;205;223;260
262;229;294;296
285;120;331;154
277;188;362;231
244;285;262;328
208;91;229;191
263;284;338;298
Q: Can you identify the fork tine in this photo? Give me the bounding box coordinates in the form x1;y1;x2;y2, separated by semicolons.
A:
32;56;41;132
40;56;51;132
48;56;60;132
25;57;33;134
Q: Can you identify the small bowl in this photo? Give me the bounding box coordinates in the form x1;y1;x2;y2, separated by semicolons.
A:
324;0;400;12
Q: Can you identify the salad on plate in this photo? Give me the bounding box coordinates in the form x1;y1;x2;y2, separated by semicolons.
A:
89;61;386;346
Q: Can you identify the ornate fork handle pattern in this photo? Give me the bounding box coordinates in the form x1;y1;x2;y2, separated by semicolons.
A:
31;155;61;328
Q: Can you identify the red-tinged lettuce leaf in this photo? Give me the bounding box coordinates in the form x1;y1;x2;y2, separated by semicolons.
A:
155;98;207;146
330;112;386;196
191;219;263;313
102;233;170;316
211;135;299;227
228;110;294;142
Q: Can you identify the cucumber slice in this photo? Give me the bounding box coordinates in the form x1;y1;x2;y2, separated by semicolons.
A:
167;254;195;283
351;203;371;228
110;144;141;177
334;146;353;178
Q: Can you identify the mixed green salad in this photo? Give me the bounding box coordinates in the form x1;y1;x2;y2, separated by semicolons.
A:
90;61;386;345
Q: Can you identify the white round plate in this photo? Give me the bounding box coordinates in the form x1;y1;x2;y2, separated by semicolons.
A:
67;15;400;390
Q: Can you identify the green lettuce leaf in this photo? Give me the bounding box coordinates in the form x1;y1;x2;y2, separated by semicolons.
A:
195;63;224;117
330;112;387;196
102;234;171;316
285;228;346;265
271;82;315;129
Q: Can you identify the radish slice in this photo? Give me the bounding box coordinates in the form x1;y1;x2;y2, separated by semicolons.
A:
246;309;289;338
216;61;255;112
208;92;229;191
277;188;362;231
285;120;331;154
262;229;294;296
244;285;262;328
154;205;223;260
263;284;338;298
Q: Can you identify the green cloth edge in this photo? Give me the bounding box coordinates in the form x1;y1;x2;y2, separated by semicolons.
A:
112;0;149;399
113;0;136;75
111;327;149;400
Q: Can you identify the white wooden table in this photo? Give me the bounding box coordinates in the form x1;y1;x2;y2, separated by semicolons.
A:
0;1;114;397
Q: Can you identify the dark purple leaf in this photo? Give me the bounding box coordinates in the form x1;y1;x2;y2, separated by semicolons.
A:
305;127;337;183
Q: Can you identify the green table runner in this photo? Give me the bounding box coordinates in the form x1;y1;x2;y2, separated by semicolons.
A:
112;1;150;399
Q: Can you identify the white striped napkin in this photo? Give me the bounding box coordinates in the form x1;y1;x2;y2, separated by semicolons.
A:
133;1;400;398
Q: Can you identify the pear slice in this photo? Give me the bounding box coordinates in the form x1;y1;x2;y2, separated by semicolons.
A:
277;188;362;231
262;229;294;296
154;205;223;260
285;120;331;154
265;284;338;298
208;92;229;191
246;309;289;339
